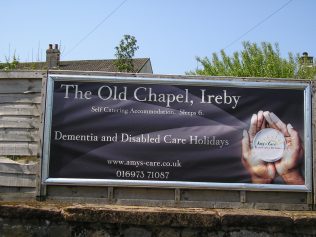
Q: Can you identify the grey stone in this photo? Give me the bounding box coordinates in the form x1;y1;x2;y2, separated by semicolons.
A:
157;227;180;237
88;230;111;237
123;227;151;237
46;224;71;237
229;230;271;237
181;228;200;237
207;231;225;237
1;224;33;237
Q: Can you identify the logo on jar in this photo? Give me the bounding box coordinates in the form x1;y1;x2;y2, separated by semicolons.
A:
252;128;285;162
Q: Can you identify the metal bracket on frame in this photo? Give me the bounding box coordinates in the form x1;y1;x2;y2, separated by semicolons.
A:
175;188;181;203
108;186;114;202
240;190;246;203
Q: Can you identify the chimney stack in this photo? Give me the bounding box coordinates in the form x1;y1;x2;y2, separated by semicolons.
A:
46;44;60;68
300;52;314;65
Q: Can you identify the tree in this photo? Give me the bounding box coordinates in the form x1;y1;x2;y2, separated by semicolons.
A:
189;41;316;79
114;34;139;72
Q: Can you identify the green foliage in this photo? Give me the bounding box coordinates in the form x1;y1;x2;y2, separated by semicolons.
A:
189;42;316;79
297;67;316;79
0;54;19;71
297;56;316;79
114;34;139;72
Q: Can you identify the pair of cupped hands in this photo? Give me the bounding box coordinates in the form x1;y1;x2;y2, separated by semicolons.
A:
242;111;304;185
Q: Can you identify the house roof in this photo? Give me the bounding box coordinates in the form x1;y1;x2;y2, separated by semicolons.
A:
12;58;152;73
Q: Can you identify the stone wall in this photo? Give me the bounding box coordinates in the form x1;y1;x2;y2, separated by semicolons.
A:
1;202;316;237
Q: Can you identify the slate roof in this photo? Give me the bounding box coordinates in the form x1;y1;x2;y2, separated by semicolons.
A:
13;58;152;73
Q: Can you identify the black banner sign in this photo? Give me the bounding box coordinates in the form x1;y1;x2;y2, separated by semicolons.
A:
42;75;312;191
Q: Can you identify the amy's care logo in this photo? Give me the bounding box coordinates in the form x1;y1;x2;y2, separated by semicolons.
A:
252;128;285;162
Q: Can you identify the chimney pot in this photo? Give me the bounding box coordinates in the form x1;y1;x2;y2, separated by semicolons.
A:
46;44;60;69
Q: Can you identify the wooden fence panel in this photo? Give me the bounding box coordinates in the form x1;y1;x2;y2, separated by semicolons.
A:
0;73;43;198
0;104;41;116
0;79;42;94
0;94;42;104
0;116;39;129
0;142;38;156
0;158;37;191
0;76;42;156
0;128;38;142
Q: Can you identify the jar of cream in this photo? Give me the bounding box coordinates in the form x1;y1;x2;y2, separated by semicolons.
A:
252;128;285;162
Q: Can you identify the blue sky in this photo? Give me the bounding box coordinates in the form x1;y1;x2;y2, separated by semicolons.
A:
1;0;315;74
